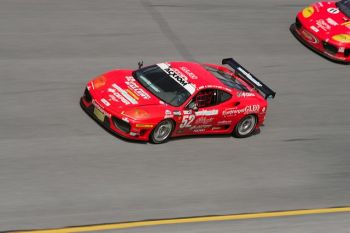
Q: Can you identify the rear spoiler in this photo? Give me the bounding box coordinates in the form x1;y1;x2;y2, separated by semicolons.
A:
222;58;276;99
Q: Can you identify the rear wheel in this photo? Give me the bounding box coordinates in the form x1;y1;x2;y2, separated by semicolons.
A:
150;119;174;144
233;115;257;138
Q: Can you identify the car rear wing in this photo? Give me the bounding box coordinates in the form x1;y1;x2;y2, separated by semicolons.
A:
222;58;276;99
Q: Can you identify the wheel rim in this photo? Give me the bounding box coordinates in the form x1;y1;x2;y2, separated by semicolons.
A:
153;121;173;142
237;115;256;136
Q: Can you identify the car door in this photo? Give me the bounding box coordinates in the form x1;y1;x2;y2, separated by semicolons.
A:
176;88;231;135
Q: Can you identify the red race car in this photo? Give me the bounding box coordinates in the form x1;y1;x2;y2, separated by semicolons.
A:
80;58;275;143
290;0;350;63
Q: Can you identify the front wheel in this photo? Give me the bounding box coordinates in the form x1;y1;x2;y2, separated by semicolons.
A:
233;115;257;138
150;119;174;144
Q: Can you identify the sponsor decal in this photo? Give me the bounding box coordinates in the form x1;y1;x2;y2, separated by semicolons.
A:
164;110;173;119
310;26;319;33
135;124;154;128
101;98;111;107
183;110;192;115
125;76;151;100
327;8;339;14
180;114;195;128
301;29;319;44
195;109;219;116
217;120;232;125
190;124;212;130
180;66;198;79
316;19;331;31
173;110;182;116
332;34;350;43
223;105;260;117
108;88;130;105
122;117;129;123
157;63;195;94
112;83;138;104
339;47;345;53
237;92;255;98
126;89;139;100
326;18;338;26
237;67;262;87
194;117;214;125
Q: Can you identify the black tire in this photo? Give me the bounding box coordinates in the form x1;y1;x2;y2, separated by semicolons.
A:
233;115;257;138
150;119;174;144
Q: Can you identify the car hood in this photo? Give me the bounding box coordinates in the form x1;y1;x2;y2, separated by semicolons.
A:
88;70;166;115
305;2;350;39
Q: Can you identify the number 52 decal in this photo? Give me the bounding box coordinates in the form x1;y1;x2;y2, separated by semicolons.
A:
180;115;195;128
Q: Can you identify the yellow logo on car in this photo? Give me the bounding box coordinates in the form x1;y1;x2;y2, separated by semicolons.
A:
302;6;314;18
332;34;350;43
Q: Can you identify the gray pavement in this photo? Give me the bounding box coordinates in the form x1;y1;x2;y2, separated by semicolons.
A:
1;0;350;232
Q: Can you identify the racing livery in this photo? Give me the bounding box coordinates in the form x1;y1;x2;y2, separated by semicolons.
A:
80;58;276;143
290;0;350;63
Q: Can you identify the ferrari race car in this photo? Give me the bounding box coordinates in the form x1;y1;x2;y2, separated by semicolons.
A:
80;58;275;143
290;0;350;63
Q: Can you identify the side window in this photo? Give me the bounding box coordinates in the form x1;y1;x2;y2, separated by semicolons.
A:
190;89;217;108
217;90;232;104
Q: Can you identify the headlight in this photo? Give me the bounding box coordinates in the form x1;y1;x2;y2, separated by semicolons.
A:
302;6;314;18
332;34;350;43
91;75;106;89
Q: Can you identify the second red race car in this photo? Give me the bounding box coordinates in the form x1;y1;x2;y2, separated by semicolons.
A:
80;58;275;144
290;0;350;63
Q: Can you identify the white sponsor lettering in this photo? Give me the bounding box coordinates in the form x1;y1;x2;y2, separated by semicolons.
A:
326;18;338;26
217;120;232;125
194;117;214;125
180;66;198;79
158;63;195;94
108;88;130;105
195;109;218;116
316;19;331;31
173;110;182;116
237;67;262;87
237;92;255;98
101;98;110;106
180;114;195;128
164;110;173;118
190;124;212;130
223;105;260;117
112;83;138;104
125;77;151;100
310;26;319;33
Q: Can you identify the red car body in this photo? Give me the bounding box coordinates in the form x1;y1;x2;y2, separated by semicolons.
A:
80;58;275;143
291;0;350;63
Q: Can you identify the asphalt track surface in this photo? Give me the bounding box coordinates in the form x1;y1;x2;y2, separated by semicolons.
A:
1;0;350;232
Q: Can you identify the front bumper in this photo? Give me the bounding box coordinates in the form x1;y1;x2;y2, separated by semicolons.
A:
290;22;350;64
80;94;150;142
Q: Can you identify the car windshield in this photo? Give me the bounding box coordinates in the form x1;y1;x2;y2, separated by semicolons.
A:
132;64;192;107
336;0;350;17
203;65;249;91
